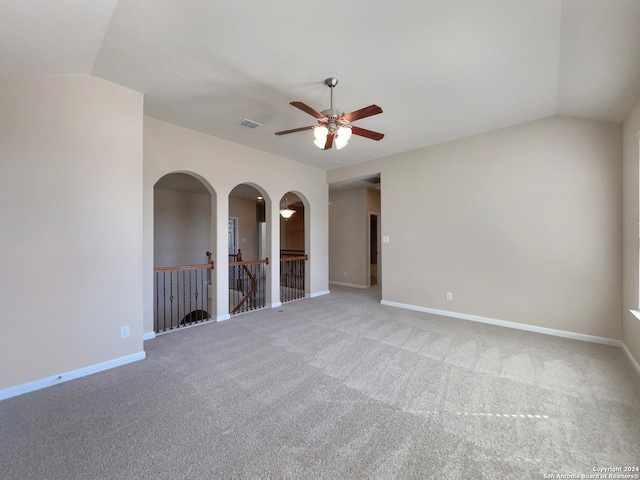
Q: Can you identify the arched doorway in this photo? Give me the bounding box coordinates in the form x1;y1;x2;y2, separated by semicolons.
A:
228;183;270;314
153;173;215;333
279;192;308;303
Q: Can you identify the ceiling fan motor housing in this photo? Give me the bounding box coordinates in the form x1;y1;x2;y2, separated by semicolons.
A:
320;108;346;133
325;77;338;88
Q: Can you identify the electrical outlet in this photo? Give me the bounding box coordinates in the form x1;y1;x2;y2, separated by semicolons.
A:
120;326;130;339
343;271;347;277
446;292;453;300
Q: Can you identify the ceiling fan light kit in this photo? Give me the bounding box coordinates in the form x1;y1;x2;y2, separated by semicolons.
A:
275;77;384;151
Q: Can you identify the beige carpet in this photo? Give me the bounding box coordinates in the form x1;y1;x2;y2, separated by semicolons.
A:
1;285;639;479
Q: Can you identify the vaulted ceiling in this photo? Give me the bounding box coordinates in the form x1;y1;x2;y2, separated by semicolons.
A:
2;1;640;170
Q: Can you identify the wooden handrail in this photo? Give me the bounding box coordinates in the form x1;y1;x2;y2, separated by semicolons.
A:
154;261;214;272
280;255;308;262
229;258;269;267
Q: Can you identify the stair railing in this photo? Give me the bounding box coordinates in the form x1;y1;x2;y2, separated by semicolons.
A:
154;260;214;333
280;251;307;303
229;249;268;314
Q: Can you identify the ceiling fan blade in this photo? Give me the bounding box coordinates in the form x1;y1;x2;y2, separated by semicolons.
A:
343;104;383;122
290;101;326;120
275;125;315;136
324;133;334;150
351;125;385;141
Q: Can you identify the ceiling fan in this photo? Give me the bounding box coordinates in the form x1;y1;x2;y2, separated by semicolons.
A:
275;77;384;150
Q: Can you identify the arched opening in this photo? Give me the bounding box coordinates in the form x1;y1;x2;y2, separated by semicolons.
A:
280;192;308;303
229;183;269;314
153;172;215;333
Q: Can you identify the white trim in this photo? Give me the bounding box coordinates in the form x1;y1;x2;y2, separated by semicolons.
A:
280;296;308;305
217;314;231;322
381;300;622;347
622;342;640;377
629;309;640;321
310;290;330;298
0;351;146;401
270;301;282;308
143;331;156;341
330;281;367;289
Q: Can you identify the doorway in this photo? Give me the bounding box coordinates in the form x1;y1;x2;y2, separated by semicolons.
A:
228;217;238;257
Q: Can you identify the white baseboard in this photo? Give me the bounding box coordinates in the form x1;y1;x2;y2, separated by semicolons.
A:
310;290;330;298
270;302;282;309
622;343;640;377
143;331;156;341
0;351;146;401
216;314;231;322
381;300;622;347
330;281;367;289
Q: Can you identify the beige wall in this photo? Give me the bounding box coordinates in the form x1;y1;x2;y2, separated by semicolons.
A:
280;207;305;251
366;188;381;213
328;187;381;288
144;117;329;332
329;116;622;340
154;189;211;267
622;94;640;366
229;196;259;261
329;188;368;287
0;75;144;390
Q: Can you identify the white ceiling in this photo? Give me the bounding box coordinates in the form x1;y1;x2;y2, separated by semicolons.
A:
2;0;640;170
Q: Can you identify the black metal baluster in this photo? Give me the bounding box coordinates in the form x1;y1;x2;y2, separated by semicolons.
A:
155;272;159;333
194;268;199;323
243;265;247;312
176;270;181;329
168;272;172;327
244;265;248;313
162;271;167;332
182;270;186;326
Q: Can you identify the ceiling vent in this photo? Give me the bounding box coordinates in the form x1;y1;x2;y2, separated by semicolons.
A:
238;118;263;129
363;176;380;184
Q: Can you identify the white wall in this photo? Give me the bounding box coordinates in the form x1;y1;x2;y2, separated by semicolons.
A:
0;75;144;391
144;117;329;333
329;116;622;340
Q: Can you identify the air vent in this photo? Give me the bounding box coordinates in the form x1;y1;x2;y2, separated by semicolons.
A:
363;176;380;184
238;118;263;129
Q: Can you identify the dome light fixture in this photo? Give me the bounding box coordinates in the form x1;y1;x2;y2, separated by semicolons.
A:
279;197;295;219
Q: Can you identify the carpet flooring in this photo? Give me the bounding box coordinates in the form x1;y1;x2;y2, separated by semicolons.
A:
1;285;639;479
